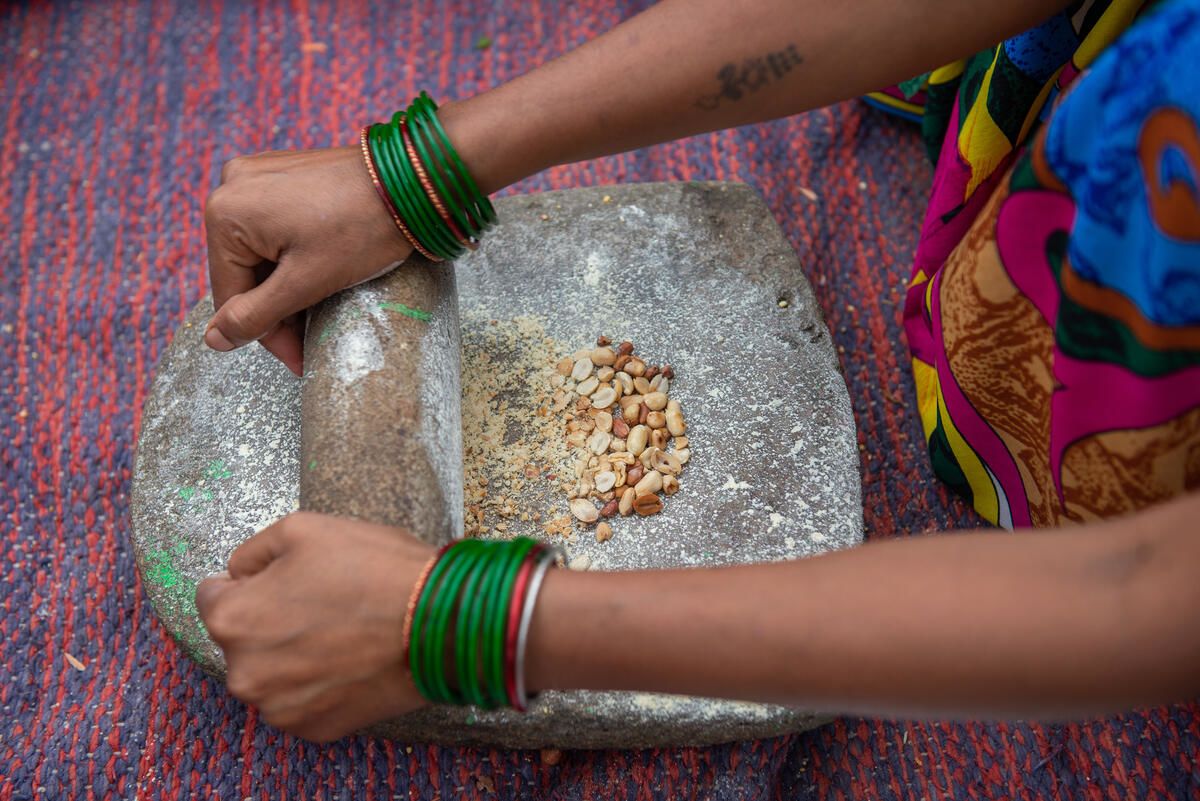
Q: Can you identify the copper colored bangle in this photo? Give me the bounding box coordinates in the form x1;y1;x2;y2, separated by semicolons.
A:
399;120;476;251
359;125;441;262
401;547;447;678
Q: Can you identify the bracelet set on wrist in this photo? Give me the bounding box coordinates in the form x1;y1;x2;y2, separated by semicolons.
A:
360;92;496;261
403;537;563;711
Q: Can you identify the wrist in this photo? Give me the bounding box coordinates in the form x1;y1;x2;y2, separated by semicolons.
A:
403;537;563;709
438;89;557;195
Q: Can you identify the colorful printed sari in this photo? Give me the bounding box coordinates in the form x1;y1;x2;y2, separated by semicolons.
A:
870;0;1200;527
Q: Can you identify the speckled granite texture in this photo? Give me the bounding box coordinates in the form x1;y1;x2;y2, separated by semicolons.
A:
131;182;862;747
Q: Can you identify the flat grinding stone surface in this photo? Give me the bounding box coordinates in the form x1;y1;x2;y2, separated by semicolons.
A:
131;181;863;748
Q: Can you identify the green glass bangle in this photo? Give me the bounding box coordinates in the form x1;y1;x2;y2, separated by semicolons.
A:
482;537;535;705
413;540;484;702
409;93;497;225
461;541;508;709
374;122;460;261
454;544;495;707
408;540;470;700
374;121;458;261
483;538;537;708
409;93;492;223
369;124;450;261
407;95;494;231
383;114;463;259
405;110;484;240
408;537;543;709
425;542;486;703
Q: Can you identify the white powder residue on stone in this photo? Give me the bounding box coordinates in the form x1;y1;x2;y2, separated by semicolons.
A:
331;319;384;384
582;251;606;287
628;693;775;721
722;476;751;491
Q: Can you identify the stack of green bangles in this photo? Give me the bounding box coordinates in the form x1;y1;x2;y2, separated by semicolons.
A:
404;537;562;711
359;91;497;261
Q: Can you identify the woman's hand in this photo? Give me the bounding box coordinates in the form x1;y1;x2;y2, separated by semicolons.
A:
203;147;412;375
194;512;435;742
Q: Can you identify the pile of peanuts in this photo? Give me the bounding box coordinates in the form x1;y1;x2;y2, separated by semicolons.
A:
548;336;691;542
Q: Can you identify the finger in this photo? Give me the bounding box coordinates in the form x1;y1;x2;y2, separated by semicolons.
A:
227;520;292;579
195;571;234;622
258;312;305;376
205;254;329;354
204;193;269;352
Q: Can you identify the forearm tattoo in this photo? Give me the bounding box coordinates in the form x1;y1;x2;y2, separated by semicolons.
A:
694;44;803;110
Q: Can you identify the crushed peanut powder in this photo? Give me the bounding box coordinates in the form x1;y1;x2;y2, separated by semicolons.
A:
461;313;575;539
462;313;691;544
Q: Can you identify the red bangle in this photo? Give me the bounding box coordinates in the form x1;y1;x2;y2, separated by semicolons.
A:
504;546;542;710
359;125;441;262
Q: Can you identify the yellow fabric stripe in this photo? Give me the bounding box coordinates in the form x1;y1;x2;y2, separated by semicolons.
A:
865;92;925;117
911;358;940;441
911;356;999;523
929;60;967;85
935;380;999;523
1074;0;1144;68
957;49;1011;198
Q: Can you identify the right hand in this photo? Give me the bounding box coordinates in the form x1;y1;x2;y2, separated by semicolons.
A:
203;146;414;375
195;512;436;742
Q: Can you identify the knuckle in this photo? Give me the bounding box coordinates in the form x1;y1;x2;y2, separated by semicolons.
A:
204;185;236;229
220;155;249;184
279;512;314;542
202;605;237;643
226;668;264;703
218;299;260;341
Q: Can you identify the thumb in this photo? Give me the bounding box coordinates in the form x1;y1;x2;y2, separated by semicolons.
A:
195;570;234;623
226;516;294;579
205;255;324;352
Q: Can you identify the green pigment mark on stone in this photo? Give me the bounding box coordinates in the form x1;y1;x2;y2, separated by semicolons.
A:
380;302;432;322
204;459;232;480
177;460;231;504
146;541;188;588
308;459;318;471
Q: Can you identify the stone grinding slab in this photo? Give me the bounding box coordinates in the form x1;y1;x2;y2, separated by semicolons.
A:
130;181;863;748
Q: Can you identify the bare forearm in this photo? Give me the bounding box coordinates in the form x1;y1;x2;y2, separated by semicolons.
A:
527;493;1200;720
442;0;1070;193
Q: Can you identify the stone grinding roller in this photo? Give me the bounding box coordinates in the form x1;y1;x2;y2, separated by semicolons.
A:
301;261;462;542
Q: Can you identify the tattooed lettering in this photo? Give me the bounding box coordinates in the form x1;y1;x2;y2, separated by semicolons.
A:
695;44;803;110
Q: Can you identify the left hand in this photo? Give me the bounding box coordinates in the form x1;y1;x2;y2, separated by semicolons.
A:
195;512;435;742
204;146;414;376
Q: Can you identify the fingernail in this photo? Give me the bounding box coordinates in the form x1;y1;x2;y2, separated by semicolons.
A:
204;570;231;581
205;325;235;351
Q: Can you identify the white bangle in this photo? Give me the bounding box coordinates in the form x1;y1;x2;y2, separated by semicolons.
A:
514;547;561;711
